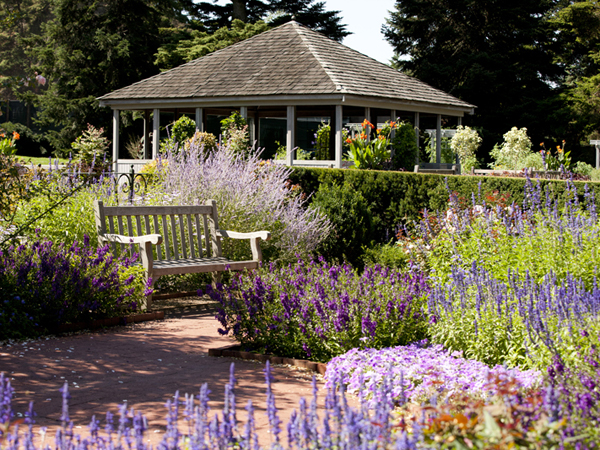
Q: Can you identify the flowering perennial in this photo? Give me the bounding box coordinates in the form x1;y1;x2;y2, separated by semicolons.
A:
157;141;330;262
208;259;430;362
326;343;542;408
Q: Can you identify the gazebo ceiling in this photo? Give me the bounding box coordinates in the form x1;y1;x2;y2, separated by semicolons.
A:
98;21;475;115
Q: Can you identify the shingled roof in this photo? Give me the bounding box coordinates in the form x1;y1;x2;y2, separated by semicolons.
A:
98;21;474;112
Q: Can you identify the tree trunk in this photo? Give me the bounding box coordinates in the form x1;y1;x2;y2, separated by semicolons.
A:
232;0;247;22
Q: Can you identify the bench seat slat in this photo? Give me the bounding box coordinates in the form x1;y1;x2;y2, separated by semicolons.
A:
152;257;259;277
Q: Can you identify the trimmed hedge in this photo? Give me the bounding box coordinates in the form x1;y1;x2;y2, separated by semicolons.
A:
290;168;600;241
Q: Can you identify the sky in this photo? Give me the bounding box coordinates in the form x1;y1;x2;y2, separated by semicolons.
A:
322;0;397;65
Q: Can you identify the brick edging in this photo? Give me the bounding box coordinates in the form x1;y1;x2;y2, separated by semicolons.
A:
55;311;165;333
208;344;327;375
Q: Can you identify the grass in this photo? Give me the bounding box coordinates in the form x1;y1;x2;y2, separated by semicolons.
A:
16;155;69;166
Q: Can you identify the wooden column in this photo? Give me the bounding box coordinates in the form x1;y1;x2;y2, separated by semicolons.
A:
143;110;151;159
286;106;296;166
152;108;160;159
592;140;600;169
390;109;397;162
415;112;420;165
335;105;343;168
458;116;462;126
436;114;442;164
365;107;371;142
112;109;119;173
240;106;248;120
195;108;204;133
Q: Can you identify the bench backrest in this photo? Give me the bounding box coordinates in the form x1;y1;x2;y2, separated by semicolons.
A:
93;200;223;260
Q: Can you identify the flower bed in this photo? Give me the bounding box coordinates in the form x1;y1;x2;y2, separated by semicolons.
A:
207;259;430;362
325;343;542;408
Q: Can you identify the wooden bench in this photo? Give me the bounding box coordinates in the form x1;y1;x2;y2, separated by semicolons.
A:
93;199;270;309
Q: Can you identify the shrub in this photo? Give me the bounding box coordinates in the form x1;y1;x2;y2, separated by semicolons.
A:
70;124;110;172
450;125;481;173
157;142;330;263
490;126;532;170
11;171;130;247
288;167;600;244
361;242;408;269
208;259;430;362
0;236;148;339
390;121;418;170
220;111;249;155
309;182;373;266
171;116;196;145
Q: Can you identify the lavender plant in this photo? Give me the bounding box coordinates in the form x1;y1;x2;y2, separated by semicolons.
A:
156;142;330;263
427;262;600;371
419;177;600;288
207;258;430;362
0;363;582;449
0;235;148;340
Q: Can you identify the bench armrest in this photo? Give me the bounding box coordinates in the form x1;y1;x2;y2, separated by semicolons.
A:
100;233;163;246
217;229;270;261
217;230;271;241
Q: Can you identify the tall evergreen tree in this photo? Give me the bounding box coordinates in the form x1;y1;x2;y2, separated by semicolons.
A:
551;1;600;140
0;0;53;122
31;0;190;152
194;0;349;41
383;0;566;156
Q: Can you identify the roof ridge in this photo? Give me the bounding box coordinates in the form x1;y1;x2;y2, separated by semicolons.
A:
294;23;346;93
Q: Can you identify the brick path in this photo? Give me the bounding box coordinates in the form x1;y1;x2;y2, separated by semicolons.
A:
0;304;329;447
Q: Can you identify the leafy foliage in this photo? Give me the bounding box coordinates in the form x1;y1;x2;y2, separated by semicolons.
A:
156;141;330;263
155;20;270;70
390;121;418;170
70;124;110;171
310;182;373;267
0;236;148;339
450;125;481;173
210;259;431;362
383;0;567;162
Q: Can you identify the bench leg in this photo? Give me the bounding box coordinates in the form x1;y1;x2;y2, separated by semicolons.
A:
145;274;156;311
211;271;222;288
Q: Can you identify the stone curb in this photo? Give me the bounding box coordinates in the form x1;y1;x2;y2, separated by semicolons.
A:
208;344;327;375
55;311;165;333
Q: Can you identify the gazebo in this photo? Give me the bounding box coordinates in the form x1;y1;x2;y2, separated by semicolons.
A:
98;21;475;170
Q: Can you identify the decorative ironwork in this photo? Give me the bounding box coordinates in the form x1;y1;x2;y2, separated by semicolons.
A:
116;165;148;204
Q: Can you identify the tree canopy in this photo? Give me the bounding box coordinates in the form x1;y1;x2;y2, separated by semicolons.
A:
383;0;567;156
193;0;349;41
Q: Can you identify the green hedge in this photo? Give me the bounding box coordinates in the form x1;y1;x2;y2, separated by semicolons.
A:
290;168;600;241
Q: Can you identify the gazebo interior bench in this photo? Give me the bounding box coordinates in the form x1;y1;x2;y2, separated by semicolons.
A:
93;199;271;309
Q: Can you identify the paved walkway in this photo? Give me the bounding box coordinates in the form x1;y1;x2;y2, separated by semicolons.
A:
0;303;330;447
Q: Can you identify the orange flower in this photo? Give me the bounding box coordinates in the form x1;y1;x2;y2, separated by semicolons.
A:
359;132;367;140
562;140;566;144
12;131;20;140
378;135;385;141
361;119;374;130
540;142;544;146
0;133;5;138
390;121;396;128
376;129;382;134
345;138;352;144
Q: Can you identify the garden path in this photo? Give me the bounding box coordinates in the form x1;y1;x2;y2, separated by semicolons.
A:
0;301;330;447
